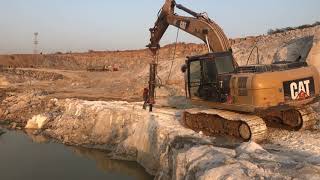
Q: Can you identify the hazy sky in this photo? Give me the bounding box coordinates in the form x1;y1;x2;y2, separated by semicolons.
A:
0;0;319;54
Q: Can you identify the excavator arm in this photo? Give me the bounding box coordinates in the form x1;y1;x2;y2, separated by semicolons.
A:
145;0;233;112
147;0;232;55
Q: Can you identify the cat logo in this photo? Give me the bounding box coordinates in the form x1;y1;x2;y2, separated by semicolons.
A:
290;80;310;100
283;77;315;101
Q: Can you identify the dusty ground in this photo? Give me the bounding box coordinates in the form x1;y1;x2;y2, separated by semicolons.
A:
0;68;145;101
0;25;320;179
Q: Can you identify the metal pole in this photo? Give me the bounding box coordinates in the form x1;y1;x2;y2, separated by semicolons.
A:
33;32;39;54
148;62;157;112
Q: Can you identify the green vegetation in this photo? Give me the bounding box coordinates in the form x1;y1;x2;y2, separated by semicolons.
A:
268;21;320;35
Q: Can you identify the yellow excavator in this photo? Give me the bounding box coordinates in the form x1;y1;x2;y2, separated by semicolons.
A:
147;0;320;141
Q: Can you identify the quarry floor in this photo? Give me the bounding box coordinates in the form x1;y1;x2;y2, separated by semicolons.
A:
0;68;320;179
0;67;147;101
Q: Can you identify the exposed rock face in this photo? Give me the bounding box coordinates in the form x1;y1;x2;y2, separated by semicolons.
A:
1;68;64;81
0;26;319;71
233;26;320;65
308;28;320;72
0;43;207;70
273;36;314;63
18;98;315;180
0;89;319;179
0;91;61;127
25;114;49;129
0;76;9;87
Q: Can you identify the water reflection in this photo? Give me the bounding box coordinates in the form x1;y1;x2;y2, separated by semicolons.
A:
25;129;50;144
70;147;152;180
0;129;153;180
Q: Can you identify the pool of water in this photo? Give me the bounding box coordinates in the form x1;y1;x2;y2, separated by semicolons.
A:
0;129;153;180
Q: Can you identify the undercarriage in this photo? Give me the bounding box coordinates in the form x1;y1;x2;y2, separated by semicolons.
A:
182;105;318;142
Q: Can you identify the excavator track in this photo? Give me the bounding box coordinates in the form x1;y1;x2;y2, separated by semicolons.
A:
297;106;319;130
182;106;318;142
182;108;267;142
263;105;319;131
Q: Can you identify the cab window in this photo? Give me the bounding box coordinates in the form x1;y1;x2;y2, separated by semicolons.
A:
189;61;201;97
215;56;235;74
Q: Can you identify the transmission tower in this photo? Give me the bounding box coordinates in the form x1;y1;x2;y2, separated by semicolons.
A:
33;32;39;54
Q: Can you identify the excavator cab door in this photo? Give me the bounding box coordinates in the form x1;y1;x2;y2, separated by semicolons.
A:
186;52;236;102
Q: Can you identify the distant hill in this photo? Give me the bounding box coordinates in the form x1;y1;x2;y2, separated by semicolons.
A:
267;21;320;35
0;24;319;70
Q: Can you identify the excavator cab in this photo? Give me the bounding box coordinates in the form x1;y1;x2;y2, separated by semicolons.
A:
186;52;236;103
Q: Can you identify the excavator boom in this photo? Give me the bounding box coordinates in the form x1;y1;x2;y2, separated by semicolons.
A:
148;0;231;55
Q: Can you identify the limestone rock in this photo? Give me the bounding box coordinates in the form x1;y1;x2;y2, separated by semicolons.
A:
236;141;268;156
40;99;320;179
25;114;49;129
198;163;249;180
